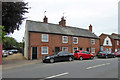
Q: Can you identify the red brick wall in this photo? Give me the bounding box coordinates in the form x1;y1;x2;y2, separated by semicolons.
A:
29;32;100;59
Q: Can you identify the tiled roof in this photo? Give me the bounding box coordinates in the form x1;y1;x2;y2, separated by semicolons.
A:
27;20;99;39
103;34;120;40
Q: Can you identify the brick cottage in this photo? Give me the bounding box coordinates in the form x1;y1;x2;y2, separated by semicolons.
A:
99;33;120;53
24;16;100;60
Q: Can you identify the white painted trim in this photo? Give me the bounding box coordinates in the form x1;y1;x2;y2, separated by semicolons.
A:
62;36;68;43
73;47;78;53
103;36;112;46
42;34;49;42
73;37;78;44
62;47;68;51
91;39;95;45
41;46;49;55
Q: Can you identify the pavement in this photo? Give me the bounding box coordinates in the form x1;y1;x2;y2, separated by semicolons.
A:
2;53;42;70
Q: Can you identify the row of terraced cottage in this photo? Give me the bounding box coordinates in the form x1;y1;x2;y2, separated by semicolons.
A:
24;16;120;60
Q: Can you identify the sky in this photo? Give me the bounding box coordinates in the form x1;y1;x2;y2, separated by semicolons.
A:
8;0;119;42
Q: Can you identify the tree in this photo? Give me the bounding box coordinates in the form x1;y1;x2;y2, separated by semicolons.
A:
2;2;29;34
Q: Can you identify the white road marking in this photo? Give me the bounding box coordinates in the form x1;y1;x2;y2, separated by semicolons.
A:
86;63;110;70
45;72;69;79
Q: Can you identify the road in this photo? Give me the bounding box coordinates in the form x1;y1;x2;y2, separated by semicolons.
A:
2;57;119;80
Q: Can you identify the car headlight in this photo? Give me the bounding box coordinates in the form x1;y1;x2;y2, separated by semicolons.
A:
46;57;50;59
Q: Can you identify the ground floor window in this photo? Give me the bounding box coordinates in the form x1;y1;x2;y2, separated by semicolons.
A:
91;48;95;53
62;47;68;51
41;46;48;54
115;49;117;52
79;48;83;50
73;47;78;53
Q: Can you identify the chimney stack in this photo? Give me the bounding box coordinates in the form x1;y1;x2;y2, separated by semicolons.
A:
59;17;66;27
43;16;48;23
89;24;92;32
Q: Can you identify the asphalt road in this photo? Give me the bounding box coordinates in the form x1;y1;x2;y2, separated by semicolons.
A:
2;57;119;79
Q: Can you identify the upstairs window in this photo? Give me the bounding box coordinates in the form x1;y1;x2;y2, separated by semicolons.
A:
62;36;68;43
73;37;78;44
117;41;119;45
42;34;48;42
91;39;95;45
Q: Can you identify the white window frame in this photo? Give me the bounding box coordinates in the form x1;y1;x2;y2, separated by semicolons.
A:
62;47;68;51
91;48;95;53
73;37;78;44
73;47;78;53
91;39;95;45
117;40;119;45
41;46;48;54
42;34;49;42
62;36;68;43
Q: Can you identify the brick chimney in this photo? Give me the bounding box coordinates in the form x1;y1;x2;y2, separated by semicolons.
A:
89;24;92;32
59;17;66;27
43;16;48;23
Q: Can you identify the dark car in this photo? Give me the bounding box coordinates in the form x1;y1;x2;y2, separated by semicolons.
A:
74;50;94;60
43;51;74;63
113;51;120;57
96;51;116;58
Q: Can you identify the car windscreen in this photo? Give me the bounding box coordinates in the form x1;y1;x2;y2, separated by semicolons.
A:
75;51;79;53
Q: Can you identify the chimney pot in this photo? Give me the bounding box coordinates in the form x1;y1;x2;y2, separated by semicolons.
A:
89;24;92;32
43;16;48;23
59;16;66;27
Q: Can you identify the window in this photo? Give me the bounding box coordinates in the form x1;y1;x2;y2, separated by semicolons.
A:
117;41;119;45
73;47;78;53
62;36;68;43
41;47;48;54
73;37;78;44
91;39;95;45
62;47;68;51
42;34;48;42
91;48;95;53
106;40;109;45
80;48;83;50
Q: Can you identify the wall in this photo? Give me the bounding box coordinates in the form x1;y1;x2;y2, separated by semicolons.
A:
29;32;100;59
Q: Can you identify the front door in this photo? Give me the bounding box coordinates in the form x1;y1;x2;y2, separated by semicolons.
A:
32;47;37;59
55;47;60;53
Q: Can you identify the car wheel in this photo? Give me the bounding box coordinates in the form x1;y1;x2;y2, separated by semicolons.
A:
113;56;116;58
80;56;83;60
90;56;94;60
69;57;73;61
50;59;54;63
105;56;108;59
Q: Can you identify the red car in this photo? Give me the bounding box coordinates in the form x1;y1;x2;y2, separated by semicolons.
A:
74;50;94;60
113;51;120;57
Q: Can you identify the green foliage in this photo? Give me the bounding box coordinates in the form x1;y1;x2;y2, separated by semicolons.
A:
3;37;17;49
2;2;29;34
0;26;6;43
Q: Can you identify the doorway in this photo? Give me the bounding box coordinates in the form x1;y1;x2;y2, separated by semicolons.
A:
32;47;37;59
55;47;60;53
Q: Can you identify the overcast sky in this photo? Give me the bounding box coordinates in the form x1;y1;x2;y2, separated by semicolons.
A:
8;0;119;42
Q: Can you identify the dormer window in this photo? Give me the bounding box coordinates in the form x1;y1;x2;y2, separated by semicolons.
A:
106;40;109;45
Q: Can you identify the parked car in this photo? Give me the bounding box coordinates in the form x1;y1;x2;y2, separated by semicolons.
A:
113;51;120;57
2;50;8;57
8;50;13;55
74;50;94;60
9;49;18;54
43;51;74;63
96;51;116;58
